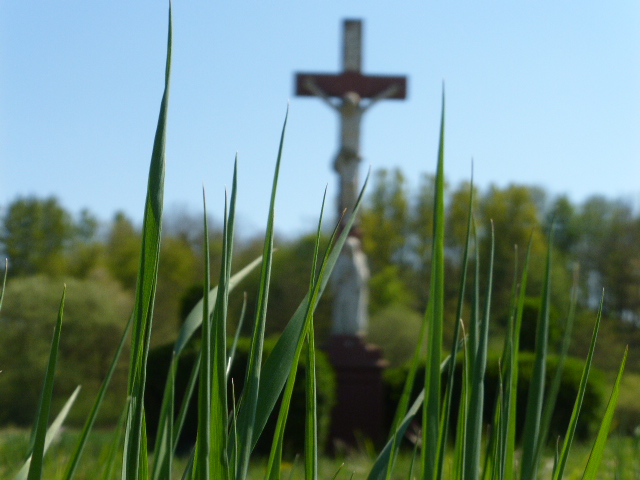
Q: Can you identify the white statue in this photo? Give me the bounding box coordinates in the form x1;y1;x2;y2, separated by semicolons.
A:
331;236;370;335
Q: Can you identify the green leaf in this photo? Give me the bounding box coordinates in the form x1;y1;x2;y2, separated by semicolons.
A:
581;346;628;479
464;221;494;480
552;295;604;480
122;7;171;479
436;169;473;480
25;287;66;480
235;108;287;480
421;87;446;480
265;188;328;480
520;227;553;480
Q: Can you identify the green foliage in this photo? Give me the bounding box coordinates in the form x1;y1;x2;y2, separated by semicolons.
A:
0;275;131;426
367;304;423;367
145;336;336;456
384;353;607;443
0;197;75;277
4;10;633;479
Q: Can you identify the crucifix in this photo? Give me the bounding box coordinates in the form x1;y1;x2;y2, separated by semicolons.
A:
295;19;407;235
295;19;407;336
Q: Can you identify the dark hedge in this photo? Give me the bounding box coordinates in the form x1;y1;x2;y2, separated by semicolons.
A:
383;352;607;444
145;335;336;456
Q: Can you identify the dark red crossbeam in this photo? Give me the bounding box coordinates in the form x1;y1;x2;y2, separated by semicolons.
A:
295;72;407;100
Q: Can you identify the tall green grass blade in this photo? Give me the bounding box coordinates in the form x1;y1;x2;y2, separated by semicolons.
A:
194;190;214;480
464;221;494;480
452;321;469;480
552;295;604;480
25;287;65;480
582;346;628;480
534;263;579;468
420;87;446;480
216;160;240;474
305;326;318;480
436;171;474;480
493;246;520;480
305;188;326;480
122;6;171;479
235;109;287;480
236;167;370;457
62;314;133;480
502;236;532;480
520;227;553;480
265;187;328;480
14;385;80;480
209;159;238;478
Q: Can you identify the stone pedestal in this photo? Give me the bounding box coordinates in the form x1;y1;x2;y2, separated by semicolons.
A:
324;334;388;450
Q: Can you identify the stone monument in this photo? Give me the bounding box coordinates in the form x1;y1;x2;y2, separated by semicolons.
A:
295;19;407;449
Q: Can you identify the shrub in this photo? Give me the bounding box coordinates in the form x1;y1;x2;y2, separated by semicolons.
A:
145;336;336;455
0;275;131;426
384;352;607;442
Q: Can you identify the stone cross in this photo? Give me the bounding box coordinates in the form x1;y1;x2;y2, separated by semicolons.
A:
295;19;407;233
295;19;407;336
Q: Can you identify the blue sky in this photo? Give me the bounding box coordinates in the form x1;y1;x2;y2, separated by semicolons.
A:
2;2;639;238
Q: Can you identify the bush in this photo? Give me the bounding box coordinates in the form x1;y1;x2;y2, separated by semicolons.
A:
0;275;131;426
384;352;607;443
145;335;336;455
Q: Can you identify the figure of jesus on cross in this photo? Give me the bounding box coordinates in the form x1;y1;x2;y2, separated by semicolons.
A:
295;19;407;336
296;19;407;235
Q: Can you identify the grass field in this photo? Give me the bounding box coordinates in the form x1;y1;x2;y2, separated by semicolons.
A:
2;428;639;479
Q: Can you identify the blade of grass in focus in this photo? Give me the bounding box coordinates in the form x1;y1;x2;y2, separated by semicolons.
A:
533;261;579;467
24;288;65;480
210;160;239;477
193;189;214;480
582;346;628;480
237;168;371;457
552;295;604;480
420;88;446;480
520;226;553;480
502;236;532;480
463;221;494;480
234;108;287;480
436;169;474;480
265;188;328;480
122;6;171;479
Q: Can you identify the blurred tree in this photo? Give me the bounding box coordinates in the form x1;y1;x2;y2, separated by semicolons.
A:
105;212;141;290
361;168;410;274
0;196;74;277
476;185;552;317
0;275;132;426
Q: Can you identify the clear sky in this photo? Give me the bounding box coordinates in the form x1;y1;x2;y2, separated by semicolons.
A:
2;2;639;238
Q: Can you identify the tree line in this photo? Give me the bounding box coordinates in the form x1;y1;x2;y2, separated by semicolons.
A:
0;170;638;422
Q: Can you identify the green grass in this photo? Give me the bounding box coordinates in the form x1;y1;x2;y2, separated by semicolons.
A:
2;6;632;480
